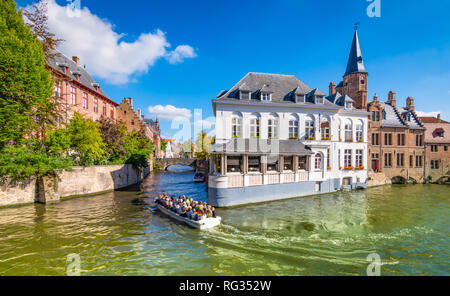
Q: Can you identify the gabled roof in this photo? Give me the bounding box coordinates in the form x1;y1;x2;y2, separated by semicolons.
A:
377;102;425;130
344;31;367;76
326;92;355;106
423;122;450;144
419;116;449;124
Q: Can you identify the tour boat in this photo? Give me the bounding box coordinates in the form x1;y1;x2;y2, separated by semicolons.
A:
156;204;222;230
193;173;205;183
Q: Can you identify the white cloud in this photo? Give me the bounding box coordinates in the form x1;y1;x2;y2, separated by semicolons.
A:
148;105;192;121
166;45;197;64
416;111;441;117
37;0;196;84
195;118;216;130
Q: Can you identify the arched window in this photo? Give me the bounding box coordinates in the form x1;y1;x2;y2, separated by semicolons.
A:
356;121;364;142
268;113;279;139
249;113;260;138
345;119;353;141
232;112;243;138
288;114;299;139
321;116;331;140
315;153;322;170
305;115;315;139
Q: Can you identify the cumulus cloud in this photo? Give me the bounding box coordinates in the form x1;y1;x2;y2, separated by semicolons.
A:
416;111;441;117
148;105;192;121
37;0;196;84
195;118;216;130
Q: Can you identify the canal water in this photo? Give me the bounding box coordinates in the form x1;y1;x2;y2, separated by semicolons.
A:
0;165;448;276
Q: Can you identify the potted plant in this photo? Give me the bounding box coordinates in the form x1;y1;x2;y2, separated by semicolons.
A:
345;139;354;143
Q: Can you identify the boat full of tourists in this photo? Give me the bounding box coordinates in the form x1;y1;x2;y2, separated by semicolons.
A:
156;204;221;230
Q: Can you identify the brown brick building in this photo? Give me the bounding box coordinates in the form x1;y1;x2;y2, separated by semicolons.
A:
116;98;162;158
419;115;450;182
332;30;426;185
47;51;118;123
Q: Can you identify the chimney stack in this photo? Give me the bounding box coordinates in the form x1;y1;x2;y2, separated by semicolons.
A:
128;97;133;107
72;56;80;66
406;96;415;111
437;114;441;121
329;82;336;96
373;93;378;102
137;108;141;117
388;91;396;107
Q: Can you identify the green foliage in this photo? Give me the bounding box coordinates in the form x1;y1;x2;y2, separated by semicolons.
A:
153;162;162;170
0;0;54;147
67;113;107;165
161;139;167;153
194;131;213;159
45;127;71;155
122;130;153;169
97;117;126;160
0;139;72;181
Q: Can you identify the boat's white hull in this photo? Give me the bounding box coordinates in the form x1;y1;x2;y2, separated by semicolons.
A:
157;205;221;230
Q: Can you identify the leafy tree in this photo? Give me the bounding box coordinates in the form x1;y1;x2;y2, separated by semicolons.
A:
67;112;106;165
0;0;54;147
161;139;167;153
123;130;153;168
97;117;126;160
194;131;213;159
45;126;71;155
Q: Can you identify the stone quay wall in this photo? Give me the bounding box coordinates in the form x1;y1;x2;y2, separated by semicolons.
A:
0;164;151;207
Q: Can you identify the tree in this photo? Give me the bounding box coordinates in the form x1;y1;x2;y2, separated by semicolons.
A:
97;117;126;160
67;113;107;165
0;0;54;147
122;130;153;168
194;131;213;159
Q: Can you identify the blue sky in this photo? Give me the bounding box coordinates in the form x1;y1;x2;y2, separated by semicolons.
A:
16;0;450;140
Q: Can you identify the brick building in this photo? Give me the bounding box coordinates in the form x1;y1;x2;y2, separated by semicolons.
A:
116;98;162;158
47;51;118;123
419;115;450;181
331;29;426;185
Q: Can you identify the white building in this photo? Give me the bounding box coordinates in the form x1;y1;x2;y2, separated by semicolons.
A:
208;72;369;207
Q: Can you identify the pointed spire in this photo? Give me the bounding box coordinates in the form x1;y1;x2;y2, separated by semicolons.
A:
344;30;367;76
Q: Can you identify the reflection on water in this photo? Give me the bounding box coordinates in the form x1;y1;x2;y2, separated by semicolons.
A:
0;170;448;276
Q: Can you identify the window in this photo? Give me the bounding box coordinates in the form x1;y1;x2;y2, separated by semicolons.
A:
397;153;405;167
338;150;342;168
284;156;293;171
406;113;411;122
64;67;68;75
305;117;315;139
261;93;271;101
372;133;380;145
445;146;448;152
431;160;439;170
345;120;353;141
321;118;330;140
70;86;76;105
384;133;392;146
315;153;322;170
268;117;279;138
356;122;363;142
298;156;307;170
410;155;414;167
227;156;242;173
131;120;135;126
345;102;353;109
371;153;380;171
382;110;387;120
240;91;250;100
316;96;324;104
326;149;331;169
102;105;107;116
93;98;98;113
110;110;114;119
289;119;299;139
416;135;423;146
248;156;261;172
232;115;242;138
356;150;363;167
398;134;405;146
55;81;62;99
344;150;352;167
361;79;365;85
431;145;438;152
372;111;380;122
250;117;260;138
415;155;423;167
82;93;88;109
384;153;392;168
296;95;305;103
267;155;279;172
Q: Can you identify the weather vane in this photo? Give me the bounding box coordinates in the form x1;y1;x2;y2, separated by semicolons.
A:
354;22;360;31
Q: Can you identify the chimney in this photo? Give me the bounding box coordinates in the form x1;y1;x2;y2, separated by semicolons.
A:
128;97;133;107
373;93;378;102
72;56;80;66
49;40;56;50
437;114;441;122
388;91;396;107
406;96;415;111
137;108;141;117
329;82;336;96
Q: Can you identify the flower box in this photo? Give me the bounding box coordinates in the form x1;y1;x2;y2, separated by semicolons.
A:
322;137;331;141
345;139;354;143
358;139;364;143
305;137;316;141
344;166;354;171
355;166;365;171
289;136;299;140
327;166;332;171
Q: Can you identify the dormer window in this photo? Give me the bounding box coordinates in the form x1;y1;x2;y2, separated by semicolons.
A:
261;93;271;101
72;71;81;82
92;82;100;92
406;113;411;122
345;102;353;109
296;94;305;103
382;110;387;120
240;91;251;100
315;96;324;104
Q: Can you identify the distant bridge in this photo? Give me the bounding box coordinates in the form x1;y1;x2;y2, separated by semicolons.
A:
157;158;199;171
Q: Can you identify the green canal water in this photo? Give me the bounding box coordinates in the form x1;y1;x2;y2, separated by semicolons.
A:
0;168;449;276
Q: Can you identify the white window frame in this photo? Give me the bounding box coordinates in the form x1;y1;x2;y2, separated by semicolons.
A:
356;123;363;142
289;120;299;138
344;149;352;167
268;118;279;138
261;93;271;101
250;117;260;138
315;96;324;104
305;117;315;138
232;116;243;138
356;150;363;167
345;121;353;141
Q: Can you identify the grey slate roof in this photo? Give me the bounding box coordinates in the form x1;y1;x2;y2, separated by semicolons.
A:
211;139;313;156
378;102;425;130
397;107;425;129
216;72;335;107
325;92;354;107
344;31;367;76
46;50;113;103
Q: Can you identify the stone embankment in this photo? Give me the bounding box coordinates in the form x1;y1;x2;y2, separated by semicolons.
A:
0;164;151;207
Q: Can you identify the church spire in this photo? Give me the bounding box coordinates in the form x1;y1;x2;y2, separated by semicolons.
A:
344;29;367;76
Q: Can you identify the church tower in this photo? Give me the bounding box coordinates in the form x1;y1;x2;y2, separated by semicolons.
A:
342;29;368;110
